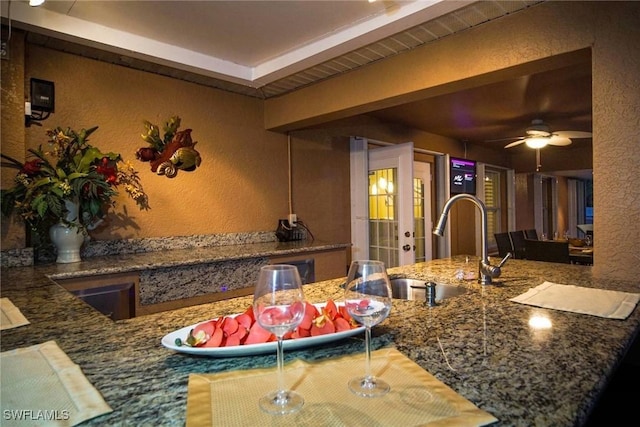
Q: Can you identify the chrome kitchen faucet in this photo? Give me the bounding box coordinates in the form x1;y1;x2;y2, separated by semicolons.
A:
433;194;510;285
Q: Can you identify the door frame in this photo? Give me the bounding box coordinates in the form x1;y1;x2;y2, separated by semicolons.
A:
413;160;433;262
349;137;369;262
369;142;414;266
350;137;443;264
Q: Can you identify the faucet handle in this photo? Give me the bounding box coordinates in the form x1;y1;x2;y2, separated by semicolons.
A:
498;252;512;268
480;253;510;282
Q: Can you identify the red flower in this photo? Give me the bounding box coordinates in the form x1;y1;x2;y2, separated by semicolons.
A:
20;159;43;176
95;157;118;185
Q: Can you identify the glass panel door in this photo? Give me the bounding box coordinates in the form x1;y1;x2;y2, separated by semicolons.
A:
368;168;398;267
368;143;414;267
350;139;429;267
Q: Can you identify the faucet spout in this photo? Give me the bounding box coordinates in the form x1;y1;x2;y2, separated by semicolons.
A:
433;193;506;285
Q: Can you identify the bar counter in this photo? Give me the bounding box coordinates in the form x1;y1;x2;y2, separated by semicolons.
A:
1;256;638;426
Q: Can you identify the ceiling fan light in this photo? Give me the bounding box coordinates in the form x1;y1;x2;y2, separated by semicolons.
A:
526;129;550;137
525;137;549;149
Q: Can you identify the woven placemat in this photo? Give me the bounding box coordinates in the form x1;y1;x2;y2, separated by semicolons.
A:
1;341;112;426
186;347;497;426
0;298;30;330
510;281;640;319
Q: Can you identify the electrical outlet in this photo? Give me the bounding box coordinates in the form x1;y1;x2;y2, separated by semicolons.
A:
288;214;297;227
1;42;8;60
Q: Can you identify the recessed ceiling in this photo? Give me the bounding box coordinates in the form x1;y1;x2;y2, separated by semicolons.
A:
2;0;543;98
1;0;591;162
3;1;478;88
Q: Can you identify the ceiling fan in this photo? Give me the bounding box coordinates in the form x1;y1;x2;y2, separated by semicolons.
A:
501;119;592;149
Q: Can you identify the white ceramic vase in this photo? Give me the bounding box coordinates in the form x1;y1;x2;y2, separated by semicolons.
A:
49;199;85;264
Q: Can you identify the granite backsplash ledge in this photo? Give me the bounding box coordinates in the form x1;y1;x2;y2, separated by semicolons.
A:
1;231;277;268
139;257;268;306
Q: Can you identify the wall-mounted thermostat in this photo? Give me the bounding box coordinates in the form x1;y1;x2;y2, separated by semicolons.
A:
30;78;55;112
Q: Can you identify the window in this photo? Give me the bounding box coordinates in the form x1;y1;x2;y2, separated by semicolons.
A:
368;168;398;267
585;179;593;223
413;176;426;262
483;170;502;250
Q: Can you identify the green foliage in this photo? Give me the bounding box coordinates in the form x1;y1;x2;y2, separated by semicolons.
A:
1;126;149;240
141;116;181;152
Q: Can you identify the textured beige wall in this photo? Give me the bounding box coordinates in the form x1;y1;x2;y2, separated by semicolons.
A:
266;1;640;281
0;31;26;249
1;41;355;248
591;2;640;280
20;44;290;241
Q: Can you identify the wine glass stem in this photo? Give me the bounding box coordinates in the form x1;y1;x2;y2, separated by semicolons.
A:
364;326;373;381
276;336;286;397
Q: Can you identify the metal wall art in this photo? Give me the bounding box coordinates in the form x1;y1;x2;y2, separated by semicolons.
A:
136;116;202;178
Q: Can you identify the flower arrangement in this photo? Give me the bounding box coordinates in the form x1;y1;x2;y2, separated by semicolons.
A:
1;126;149;238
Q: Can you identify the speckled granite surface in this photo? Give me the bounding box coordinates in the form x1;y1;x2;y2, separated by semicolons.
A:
33;239;349;280
1;256;639;426
31;239;349;309
0;230;280;267
139;257;268;305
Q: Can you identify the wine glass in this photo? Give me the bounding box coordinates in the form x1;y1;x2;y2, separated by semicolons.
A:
253;264;306;414
344;260;392;397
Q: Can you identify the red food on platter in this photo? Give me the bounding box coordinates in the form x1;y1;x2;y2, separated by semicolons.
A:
323;299;338;319
179;299;358;348
221;317;239;336
310;318;336;336
334;317;352;332
193;319;216;338
235;313;253;330
338;305;356;325
294;328;311;338
291;327;311;339
298;302;318;330
202;327;224;348
222;334;241;347
244;322;274;345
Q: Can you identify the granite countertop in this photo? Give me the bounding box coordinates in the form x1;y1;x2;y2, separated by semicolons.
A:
37;240;350;280
1;256;639;426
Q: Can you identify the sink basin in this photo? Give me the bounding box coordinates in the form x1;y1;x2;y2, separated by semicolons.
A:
390;278;467;302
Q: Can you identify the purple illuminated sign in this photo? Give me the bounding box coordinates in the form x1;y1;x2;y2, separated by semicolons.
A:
450;157;476;195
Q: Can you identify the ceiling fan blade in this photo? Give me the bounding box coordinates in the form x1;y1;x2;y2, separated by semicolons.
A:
504;139;526;148
547;135;572;146
485;136;525;143
554;130;592;139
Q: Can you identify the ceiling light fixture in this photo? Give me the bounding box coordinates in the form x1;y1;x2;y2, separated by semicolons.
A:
29;0;45;6
525;136;549;149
